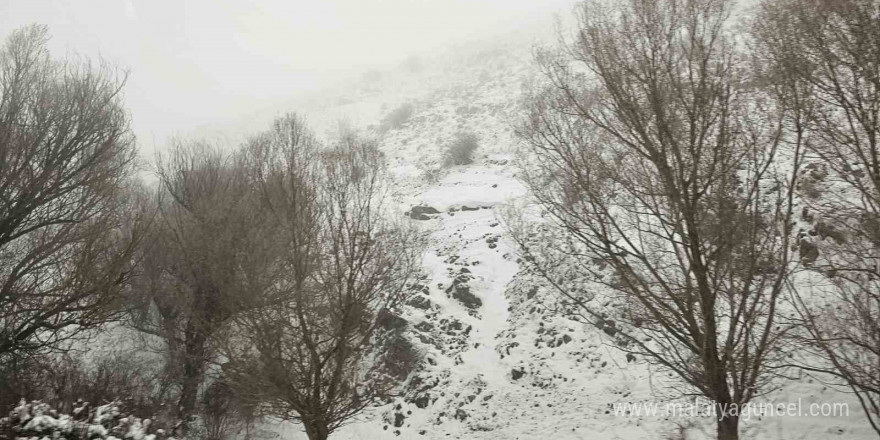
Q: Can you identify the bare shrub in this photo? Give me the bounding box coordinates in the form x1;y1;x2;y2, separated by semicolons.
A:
418;164;443;185
201;379;254;440
443;132;479;166
0;350;175;425
379;103;415;132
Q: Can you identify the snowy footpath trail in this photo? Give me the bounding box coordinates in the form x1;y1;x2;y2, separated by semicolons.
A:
413;164;524;392
446;207;518;390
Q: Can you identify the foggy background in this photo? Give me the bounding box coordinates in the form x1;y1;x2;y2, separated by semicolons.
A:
0;0;578;156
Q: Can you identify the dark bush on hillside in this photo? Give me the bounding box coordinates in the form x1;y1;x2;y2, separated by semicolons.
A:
380;335;421;381
444;132;479;166
380;103;415;132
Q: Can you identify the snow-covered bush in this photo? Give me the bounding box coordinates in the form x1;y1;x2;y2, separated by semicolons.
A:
0;399;173;440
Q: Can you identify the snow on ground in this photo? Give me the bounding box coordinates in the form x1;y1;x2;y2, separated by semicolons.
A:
245;30;877;440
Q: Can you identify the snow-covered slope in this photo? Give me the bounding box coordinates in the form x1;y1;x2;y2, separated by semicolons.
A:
238;29;878;440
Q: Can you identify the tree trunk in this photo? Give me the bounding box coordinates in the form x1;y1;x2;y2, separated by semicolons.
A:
178;324;209;427
303;419;330;440
716;413;739;440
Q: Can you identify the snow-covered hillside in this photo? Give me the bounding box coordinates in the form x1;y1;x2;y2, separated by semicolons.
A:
227;28;878;440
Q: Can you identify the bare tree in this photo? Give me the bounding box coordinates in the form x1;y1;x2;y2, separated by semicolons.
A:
512;1;800;439
753;0;880;434
221;115;421;440
0;25;141;361
129;142;277;427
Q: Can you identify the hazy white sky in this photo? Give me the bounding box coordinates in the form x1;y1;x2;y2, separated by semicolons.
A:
0;0;576;152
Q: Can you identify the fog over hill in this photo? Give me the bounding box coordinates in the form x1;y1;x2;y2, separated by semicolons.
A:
2;2;880;440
